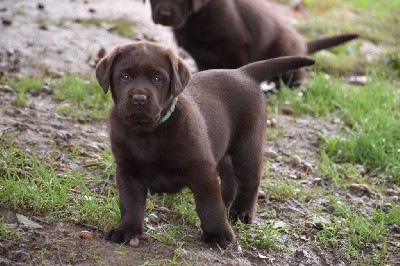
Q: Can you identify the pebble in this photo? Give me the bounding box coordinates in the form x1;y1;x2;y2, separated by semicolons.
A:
78;230;93;240
148;213;160;224
2;17;12;26
129;237;140;247
331;239;339;249
291;155;302;167
303;162;313;172
381;202;392;213
39;24;48;30
282;106;294;115
312;178;322;186
258;190;267;201
37;3;45;10
264;149;278;159
349;76;368;85
349;183;370;193
356;164;366;175
386;189;399;196
270;118;277;127
88;7;96;13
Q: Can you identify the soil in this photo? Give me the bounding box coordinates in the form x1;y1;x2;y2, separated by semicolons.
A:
1;0;399;265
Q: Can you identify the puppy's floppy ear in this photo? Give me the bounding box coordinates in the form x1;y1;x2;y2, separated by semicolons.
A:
95;46;124;93
192;0;210;12
169;55;191;97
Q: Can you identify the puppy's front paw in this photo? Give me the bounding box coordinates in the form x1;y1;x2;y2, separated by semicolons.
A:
105;226;142;245
201;227;235;249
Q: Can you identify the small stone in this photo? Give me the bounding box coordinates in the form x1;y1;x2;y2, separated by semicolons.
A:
78;230;93;240
148;213;159;224
303;162;313;172
39;24;48;30
381;202;392;213
42;85;52;94
0;84;13;93
349;76;368;85
37;3;45;10
282;106;294;115
356;164;366;175
386;189;399;196
264;149;278;159
331;239;339;249
258;190;267;201
349;183;370;193
2;17;12;26
312;178;322;186
305;222;315;229
270;118;277;128
291;155;302;167
129;237;140;247
88;7;96;13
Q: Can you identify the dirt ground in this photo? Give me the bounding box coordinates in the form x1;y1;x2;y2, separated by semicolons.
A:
1;0;399;265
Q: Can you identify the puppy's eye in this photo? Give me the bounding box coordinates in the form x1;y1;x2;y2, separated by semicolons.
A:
121;74;130;80
153;75;163;83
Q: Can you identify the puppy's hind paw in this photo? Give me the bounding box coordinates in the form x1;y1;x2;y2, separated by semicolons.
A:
229;210;254;224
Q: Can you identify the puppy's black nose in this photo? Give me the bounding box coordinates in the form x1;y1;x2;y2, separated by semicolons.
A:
160;10;172;17
132;94;147;105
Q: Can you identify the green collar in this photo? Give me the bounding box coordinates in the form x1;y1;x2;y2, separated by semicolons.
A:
158;97;178;125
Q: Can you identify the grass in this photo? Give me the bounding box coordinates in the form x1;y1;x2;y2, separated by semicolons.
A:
1;1;399;264
74;17;138;39
269;73;400;184
315;197;400;263
0;136;119;230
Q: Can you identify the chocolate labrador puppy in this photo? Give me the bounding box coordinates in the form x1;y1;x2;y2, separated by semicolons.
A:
146;0;358;86
95;41;314;248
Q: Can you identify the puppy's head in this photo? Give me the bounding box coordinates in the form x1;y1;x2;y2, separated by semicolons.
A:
96;41;191;130
145;0;210;29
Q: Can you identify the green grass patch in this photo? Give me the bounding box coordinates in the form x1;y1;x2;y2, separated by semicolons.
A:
235;221;283;249
74;17;138;39
53;75;111;121
269;73;400;184
0;137;119;230
299;0;400;46
316;197;399;263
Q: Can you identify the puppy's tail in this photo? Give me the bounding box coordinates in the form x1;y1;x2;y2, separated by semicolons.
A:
307;33;359;54
240;56;315;83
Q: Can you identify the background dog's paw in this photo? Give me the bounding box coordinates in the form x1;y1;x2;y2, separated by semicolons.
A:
105;227;142;245
229;210;254;224
201;228;235;249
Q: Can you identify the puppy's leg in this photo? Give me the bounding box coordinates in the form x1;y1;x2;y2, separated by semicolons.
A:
217;155;238;208
191;169;235;248
106;166;147;244
229;138;264;224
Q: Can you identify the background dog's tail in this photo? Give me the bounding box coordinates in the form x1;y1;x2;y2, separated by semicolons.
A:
240;56;315;83
307;33;359;54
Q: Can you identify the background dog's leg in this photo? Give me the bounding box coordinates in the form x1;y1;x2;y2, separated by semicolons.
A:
191;169;234;248
217;155;238;208
106;166;147;244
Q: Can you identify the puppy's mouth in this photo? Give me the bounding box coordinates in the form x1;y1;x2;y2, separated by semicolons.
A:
123;112;161;130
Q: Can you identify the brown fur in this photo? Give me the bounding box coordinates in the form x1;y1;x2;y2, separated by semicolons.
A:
95;41;314;248
146;0;358;87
